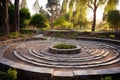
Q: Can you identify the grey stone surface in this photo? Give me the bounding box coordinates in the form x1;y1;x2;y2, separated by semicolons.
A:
53;70;74;77
73;70;89;76
0;38;120;77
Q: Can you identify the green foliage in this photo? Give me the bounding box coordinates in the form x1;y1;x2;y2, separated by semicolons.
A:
95;32;116;39
104;0;119;18
20;8;31;28
101;76;112;80
54;16;65;26
61;0;68;14
107;10;120;24
109;34;115;39
64;13;70;21
48;0;57;5
0;31;3;36
97;34;106;38
68;0;76;22
8;5;31;30
7;32;22;38
44;30;79;39
20;29;32;34
73;0;87;26
30;14;50;29
7;68;17;80
0;68;17;80
8;4;15;28
107;10;120;32
54;16;73;29
20;8;31;20
54;43;76;49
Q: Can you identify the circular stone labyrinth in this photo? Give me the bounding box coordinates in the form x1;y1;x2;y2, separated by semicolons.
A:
0;38;120;77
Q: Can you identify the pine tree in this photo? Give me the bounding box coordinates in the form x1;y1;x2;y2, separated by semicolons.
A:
21;0;27;9
32;0;40;14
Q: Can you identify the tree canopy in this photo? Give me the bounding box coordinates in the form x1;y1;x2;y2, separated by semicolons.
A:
107;10;120;32
20;8;31;28
30;14;50;29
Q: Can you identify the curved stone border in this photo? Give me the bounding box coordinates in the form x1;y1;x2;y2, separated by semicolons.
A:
0;57;120;77
0;37;46;47
30;48;110;62
48;45;81;54
76;37;120;46
14;49;120;68
0;37;120;77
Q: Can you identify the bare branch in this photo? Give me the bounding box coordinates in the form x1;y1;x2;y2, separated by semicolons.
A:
87;2;94;11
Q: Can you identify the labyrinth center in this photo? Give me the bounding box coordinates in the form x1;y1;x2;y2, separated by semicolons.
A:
1;39;120;76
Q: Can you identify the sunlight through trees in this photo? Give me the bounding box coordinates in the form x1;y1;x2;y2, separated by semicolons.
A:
0;0;120;36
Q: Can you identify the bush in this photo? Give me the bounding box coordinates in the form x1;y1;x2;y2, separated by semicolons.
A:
97;34;106;38
109;34;115;39
0;68;17;80
53;43;76;49
0;31;3;36
107;10;120;32
7;32;22;39
101;76;112;80
20;30;32;34
20;8;31;29
30;14;50;29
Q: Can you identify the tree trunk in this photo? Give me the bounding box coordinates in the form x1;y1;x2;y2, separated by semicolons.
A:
14;0;19;32
51;5;54;29
2;0;10;35
91;9;96;32
0;0;2;27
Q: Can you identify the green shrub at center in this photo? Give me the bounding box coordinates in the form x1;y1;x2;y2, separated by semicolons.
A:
53;43;76;49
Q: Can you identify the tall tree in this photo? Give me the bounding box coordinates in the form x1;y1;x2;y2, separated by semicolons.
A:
8;4;15;31
103;0;119;21
73;0;87;28
68;0;75;22
14;0;19;32
2;0;10;35
0;0;2;28
39;6;48;16
21;0;27;9
61;0;68;14
46;0;60;28
20;8;31;29
32;0;40;14
107;10;120;32
87;0;106;32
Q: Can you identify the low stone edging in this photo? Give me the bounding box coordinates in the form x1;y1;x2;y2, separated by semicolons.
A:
48;45;81;54
0;37;46;47
0;37;120;78
76;37;120;45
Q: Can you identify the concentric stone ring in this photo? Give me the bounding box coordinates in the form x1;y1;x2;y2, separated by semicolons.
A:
48;45;81;54
0;38;120;77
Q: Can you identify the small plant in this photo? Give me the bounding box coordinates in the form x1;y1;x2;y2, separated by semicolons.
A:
20;30;32;34
109;34;115;39
97;34;106;38
7;32;21;39
0;31;3;36
101;76;112;80
53;43;76;49
0;68;17;80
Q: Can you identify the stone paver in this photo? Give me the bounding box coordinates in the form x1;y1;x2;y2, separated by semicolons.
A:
53;70;74;77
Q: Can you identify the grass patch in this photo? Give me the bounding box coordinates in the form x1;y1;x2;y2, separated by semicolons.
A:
53;43;76;49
